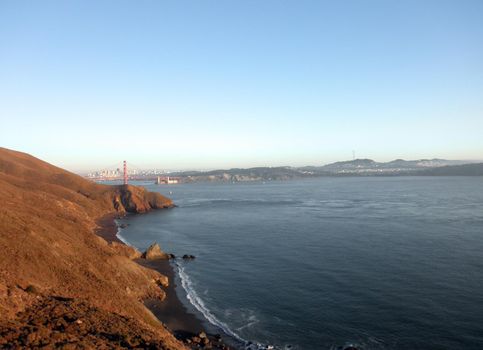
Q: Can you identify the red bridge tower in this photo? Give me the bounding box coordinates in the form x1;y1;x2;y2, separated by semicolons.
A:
123;160;128;185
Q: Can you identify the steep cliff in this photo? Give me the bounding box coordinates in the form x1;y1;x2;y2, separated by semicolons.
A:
0;147;184;349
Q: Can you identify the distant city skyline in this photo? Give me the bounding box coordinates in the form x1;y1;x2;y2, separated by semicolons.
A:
1;1;482;172
51;156;483;175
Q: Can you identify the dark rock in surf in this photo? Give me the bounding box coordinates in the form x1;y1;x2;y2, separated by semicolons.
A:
182;254;196;260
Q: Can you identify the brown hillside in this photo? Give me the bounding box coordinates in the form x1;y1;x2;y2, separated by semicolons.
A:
0;147;185;349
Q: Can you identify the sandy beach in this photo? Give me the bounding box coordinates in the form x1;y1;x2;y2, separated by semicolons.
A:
95;214;124;244
95;214;232;349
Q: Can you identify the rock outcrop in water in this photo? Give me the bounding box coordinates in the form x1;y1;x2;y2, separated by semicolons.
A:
142;243;171;260
0;147;184;349
113;185;174;214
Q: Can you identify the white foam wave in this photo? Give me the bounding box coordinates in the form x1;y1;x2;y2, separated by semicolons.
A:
113;219;132;246
175;261;245;342
116;232;131;245
175;262;280;350
109;222;279;350
236;317;259;332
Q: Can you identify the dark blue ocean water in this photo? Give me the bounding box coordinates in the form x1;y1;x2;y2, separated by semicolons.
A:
119;177;483;350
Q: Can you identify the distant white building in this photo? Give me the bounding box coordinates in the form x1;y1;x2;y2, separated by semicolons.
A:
155;176;179;185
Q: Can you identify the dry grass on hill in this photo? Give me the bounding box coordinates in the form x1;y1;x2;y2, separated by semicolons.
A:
0;147;184;349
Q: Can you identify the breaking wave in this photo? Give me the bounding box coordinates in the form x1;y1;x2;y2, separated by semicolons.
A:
175;261;245;341
114;220;131;246
174;261;282;350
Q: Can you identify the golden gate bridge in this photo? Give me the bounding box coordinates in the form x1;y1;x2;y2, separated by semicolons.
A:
85;161;179;184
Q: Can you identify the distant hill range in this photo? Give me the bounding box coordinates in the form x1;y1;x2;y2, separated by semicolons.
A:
169;159;483;183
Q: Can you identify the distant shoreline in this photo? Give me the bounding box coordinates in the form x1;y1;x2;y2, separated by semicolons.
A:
84;159;483;183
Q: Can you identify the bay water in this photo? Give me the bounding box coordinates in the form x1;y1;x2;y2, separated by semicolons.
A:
118;177;483;350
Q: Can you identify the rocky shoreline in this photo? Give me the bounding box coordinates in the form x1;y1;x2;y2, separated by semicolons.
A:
0;146;236;349
96;214;234;350
0;147;189;349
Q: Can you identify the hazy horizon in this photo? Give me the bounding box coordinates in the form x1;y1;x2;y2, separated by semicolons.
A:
47;153;483;174
1;1;482;172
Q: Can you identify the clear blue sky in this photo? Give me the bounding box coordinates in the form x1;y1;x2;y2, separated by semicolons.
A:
1;0;482;172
